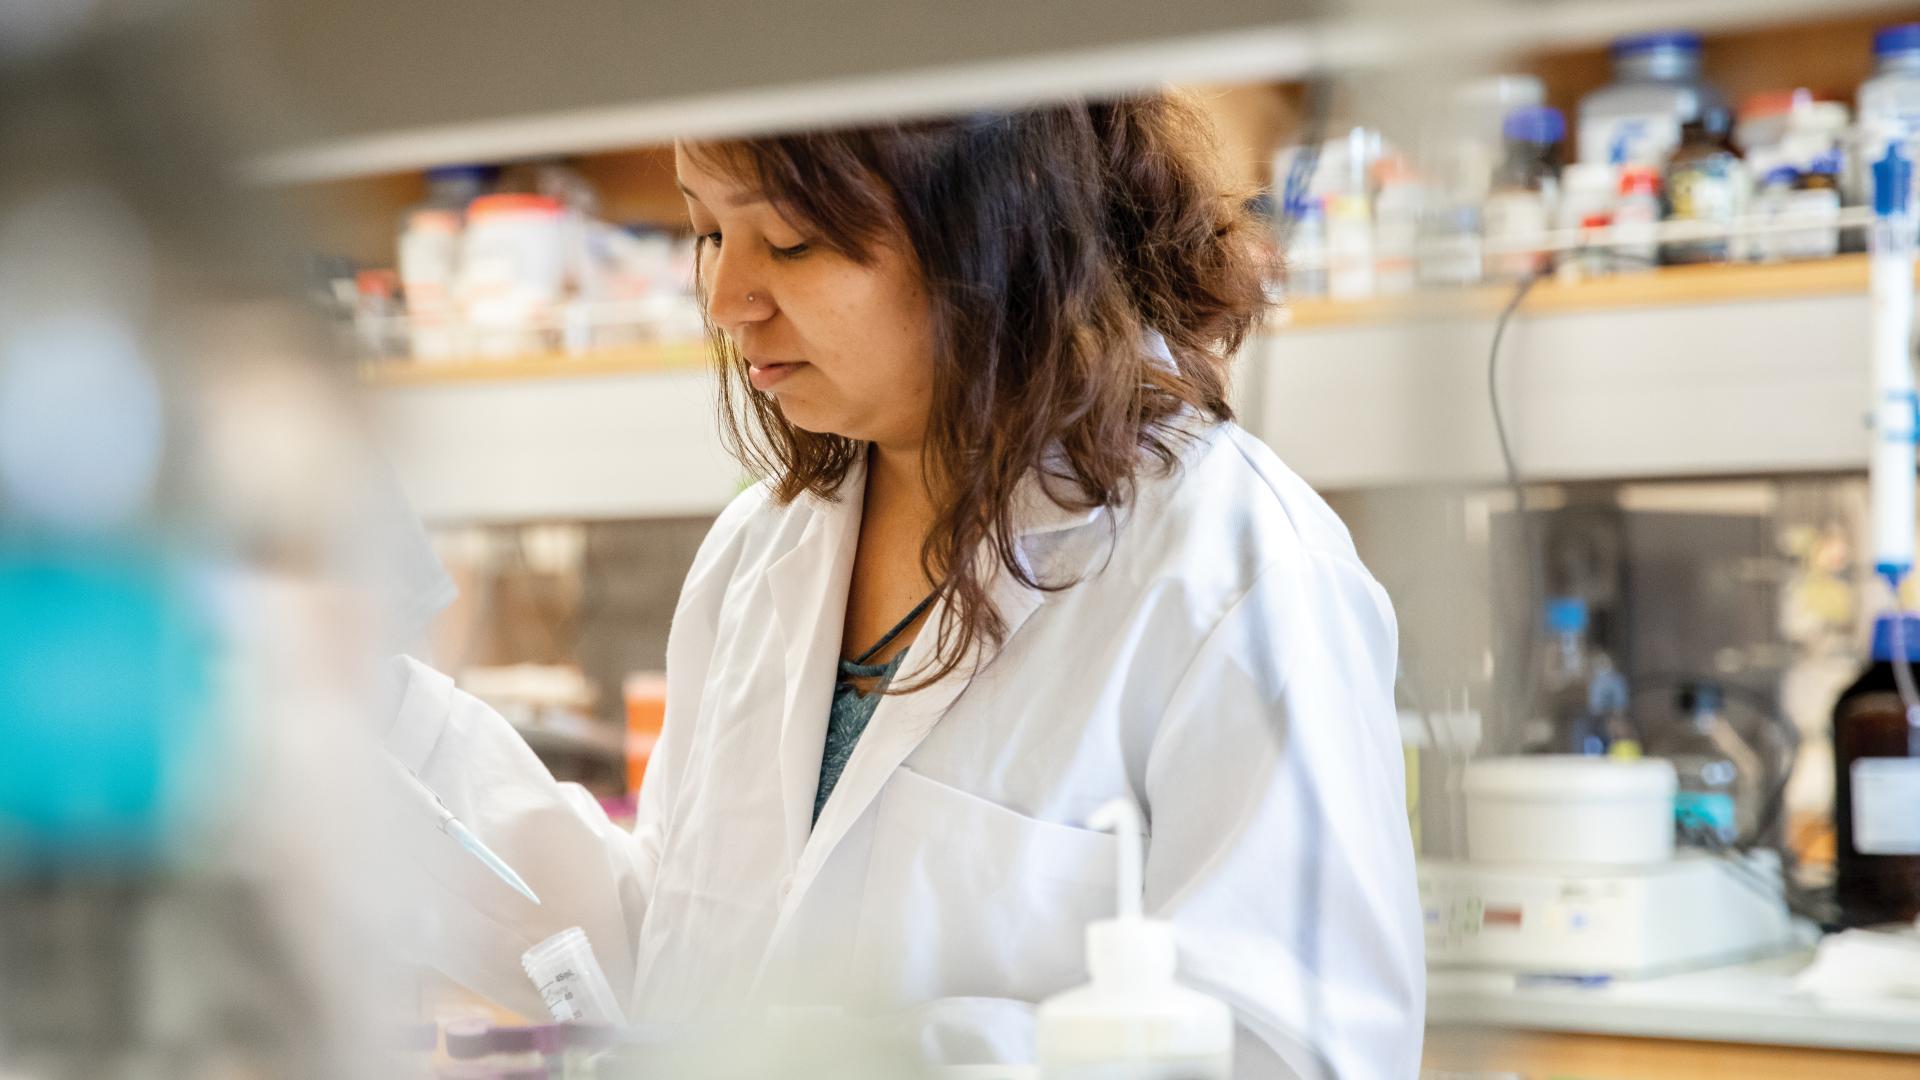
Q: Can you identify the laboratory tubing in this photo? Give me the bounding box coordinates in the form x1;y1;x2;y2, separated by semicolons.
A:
1036;800;1234;1080
1868;140;1916;583
522;926;629;1025
1579;31;1725;167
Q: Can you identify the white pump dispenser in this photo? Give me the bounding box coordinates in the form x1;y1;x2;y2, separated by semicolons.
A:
1035;800;1234;1079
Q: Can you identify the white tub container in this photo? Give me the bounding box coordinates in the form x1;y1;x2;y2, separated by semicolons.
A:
1463;755;1677;867
459;193;565;357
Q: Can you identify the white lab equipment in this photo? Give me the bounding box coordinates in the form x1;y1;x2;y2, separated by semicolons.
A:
1578;31;1725;167
1463;756;1678;867
1420;852;1795;977
1035;799;1233;1080
522;927;628;1025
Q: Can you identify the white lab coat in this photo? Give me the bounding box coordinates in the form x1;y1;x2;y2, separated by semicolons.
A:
385;419;1424;1077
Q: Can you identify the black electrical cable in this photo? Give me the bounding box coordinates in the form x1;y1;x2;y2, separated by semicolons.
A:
1486;270;1548;748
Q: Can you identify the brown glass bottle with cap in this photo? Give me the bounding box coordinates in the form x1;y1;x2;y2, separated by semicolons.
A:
1831;614;1920;926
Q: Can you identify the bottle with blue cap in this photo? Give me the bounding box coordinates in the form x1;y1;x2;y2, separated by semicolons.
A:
1485;105;1564;280
1862;25;1920;241
1578;30;1727;167
1830;614;1920;927
1526;596;1631;756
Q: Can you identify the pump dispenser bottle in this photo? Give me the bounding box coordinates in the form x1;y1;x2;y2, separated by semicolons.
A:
1035;800;1234;1080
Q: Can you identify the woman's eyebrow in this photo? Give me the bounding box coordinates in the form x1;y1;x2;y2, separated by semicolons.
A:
675;178;768;209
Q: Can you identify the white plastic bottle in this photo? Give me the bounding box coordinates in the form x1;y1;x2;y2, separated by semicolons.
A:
1325;193;1375;301
1859;24;1920;214
1372;163;1424;296
1578;31;1725;168
1035;800;1233;1080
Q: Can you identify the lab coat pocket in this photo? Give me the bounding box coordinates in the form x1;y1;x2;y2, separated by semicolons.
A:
852;766;1118;1008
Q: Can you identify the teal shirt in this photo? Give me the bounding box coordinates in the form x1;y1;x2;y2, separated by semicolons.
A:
814;594;935;826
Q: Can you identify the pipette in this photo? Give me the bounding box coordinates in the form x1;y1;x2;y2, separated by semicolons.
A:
390;756;541;905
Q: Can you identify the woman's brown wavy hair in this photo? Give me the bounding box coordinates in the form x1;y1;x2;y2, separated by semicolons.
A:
685;93;1271;689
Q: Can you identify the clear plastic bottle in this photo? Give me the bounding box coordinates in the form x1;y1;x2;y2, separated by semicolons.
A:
1662;107;1747;265
1860;25;1920;151
1649;681;1764;847
1786;158;1843;260
1753;166;1798;262
1485;106;1564;280
1579;31;1726;167
1859;25;1920;221
1528;597;1630;756
1533;598;1596;753
1417;204;1483;287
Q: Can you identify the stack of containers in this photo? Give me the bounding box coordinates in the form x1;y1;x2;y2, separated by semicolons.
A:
1252;22;1920;298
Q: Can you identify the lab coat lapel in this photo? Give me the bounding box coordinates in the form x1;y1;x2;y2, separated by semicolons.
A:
796;566;1047;876
794;464;1099;888
766;457;865;870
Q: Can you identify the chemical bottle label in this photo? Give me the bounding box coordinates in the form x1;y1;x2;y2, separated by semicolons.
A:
1851;757;1920;855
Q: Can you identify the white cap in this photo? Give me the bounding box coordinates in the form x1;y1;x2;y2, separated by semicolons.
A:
1083;799;1179;984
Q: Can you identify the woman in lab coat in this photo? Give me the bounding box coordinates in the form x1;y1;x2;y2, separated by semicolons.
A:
385;97;1423;1076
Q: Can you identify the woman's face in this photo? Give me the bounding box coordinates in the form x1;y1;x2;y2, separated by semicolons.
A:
676;145;935;454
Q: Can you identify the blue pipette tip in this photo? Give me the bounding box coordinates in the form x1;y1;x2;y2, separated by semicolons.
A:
448;818;542;905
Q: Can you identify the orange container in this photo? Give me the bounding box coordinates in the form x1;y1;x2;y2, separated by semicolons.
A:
623;673;667;794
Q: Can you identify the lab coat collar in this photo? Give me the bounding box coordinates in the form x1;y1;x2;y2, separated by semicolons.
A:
767;452;867;869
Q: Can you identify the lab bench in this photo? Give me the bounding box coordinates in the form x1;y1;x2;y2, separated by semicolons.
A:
1424;951;1920;1077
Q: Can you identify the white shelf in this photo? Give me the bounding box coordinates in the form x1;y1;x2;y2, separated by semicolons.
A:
1249;264;1892;490
367;261;1912;521
369;364;743;524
